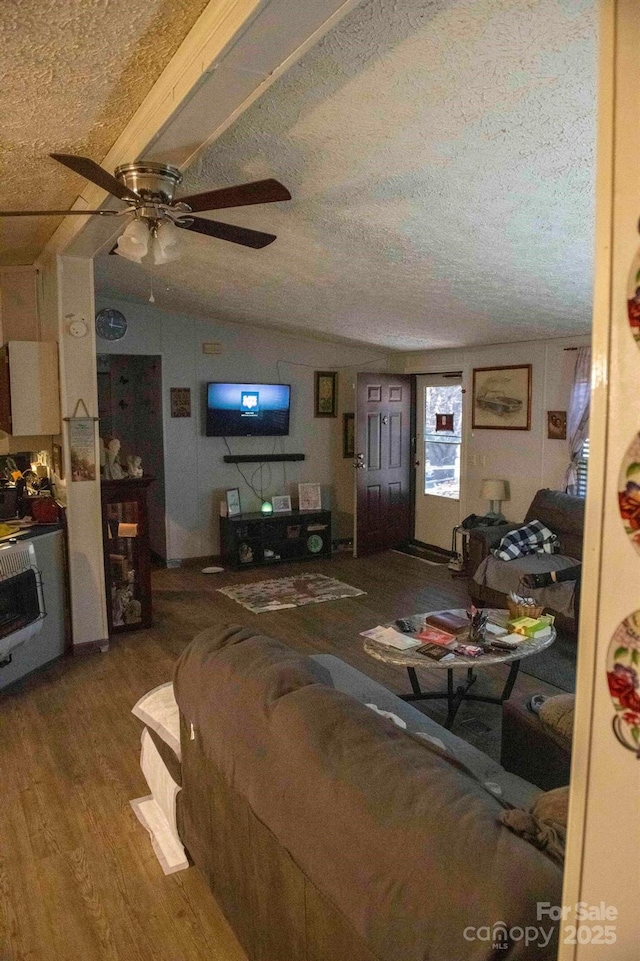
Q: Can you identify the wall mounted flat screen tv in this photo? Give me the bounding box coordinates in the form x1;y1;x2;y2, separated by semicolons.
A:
206;382;291;436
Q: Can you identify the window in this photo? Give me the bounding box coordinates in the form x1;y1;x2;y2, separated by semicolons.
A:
576;437;589;498
423;384;462;499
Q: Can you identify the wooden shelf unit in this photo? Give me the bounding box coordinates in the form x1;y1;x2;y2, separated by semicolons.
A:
220;509;332;569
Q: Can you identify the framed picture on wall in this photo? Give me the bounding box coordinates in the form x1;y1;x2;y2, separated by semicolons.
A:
343;413;355;458
314;371;338;417
547;410;567;440
170;388;191;418
471;364;532;430
272;494;292;513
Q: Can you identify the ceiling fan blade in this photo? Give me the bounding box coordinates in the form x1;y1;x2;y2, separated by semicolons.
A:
50;153;139;203
178;216;276;248
0;209;119;217
177;179;291;213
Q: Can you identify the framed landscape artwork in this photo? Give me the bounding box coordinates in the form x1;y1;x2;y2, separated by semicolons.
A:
314;371;337;417
472;364;532;431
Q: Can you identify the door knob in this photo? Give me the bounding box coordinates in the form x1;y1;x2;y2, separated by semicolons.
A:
354;461;367;469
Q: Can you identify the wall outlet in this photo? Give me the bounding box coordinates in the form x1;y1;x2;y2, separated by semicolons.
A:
202;342;223;355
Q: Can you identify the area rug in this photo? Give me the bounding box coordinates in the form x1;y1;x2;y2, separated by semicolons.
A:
218;573;366;613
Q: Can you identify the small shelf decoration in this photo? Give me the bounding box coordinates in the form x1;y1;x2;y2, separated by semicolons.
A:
226;488;241;517
272;494;292;513
298;482;322;511
314;371;337;417
472;365;532;431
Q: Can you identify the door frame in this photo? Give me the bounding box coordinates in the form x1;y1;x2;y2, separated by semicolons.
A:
353;372;416;556
410;368;468;547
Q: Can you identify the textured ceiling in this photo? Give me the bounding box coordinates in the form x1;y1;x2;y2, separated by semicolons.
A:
98;0;597;351
0;0;210;266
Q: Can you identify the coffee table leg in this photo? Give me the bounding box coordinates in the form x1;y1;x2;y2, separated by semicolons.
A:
501;659;521;702
407;666;423;697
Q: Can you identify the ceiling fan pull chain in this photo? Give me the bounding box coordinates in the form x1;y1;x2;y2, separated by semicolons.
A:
148;261;155;304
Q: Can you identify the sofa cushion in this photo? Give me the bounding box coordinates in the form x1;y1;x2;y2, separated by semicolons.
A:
175;626;563;961
311;653;539;808
473;552;579;617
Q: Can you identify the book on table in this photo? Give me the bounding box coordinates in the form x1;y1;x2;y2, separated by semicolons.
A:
416;643;456;662
414;625;457;648
424;611;469;635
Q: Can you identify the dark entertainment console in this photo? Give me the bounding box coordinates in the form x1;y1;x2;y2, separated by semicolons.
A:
220;510;332;569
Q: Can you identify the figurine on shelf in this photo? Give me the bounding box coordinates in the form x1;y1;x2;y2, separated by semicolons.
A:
103;438;126;480
126;455;143;478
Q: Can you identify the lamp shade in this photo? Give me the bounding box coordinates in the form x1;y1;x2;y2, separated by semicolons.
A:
115;218;150;263
480;478;508;502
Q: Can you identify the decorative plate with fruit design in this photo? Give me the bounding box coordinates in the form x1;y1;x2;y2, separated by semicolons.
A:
618;431;640;555
607;613;640;756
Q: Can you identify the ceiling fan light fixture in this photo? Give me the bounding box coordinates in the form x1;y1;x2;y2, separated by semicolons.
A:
115;218;150;263
152;219;181;264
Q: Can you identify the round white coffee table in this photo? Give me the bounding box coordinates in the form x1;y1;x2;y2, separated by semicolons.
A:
362;608;556;729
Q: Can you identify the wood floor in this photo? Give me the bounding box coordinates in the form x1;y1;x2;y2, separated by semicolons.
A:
0;551;566;961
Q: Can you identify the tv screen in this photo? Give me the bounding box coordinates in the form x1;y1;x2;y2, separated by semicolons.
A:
206;382;291;437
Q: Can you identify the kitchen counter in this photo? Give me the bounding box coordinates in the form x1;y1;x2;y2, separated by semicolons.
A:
0;528;68;691
0;521;63;543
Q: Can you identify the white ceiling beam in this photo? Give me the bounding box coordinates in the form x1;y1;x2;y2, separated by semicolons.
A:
41;0;363;260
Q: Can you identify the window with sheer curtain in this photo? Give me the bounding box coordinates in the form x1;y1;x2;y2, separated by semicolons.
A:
565;347;591;497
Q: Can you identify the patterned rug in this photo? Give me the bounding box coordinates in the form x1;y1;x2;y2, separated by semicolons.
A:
218;573;366;613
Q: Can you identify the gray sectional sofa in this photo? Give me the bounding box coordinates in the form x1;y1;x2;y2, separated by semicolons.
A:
172;624;564;961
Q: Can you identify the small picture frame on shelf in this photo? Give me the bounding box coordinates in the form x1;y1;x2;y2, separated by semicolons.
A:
298;482;322;511
272;494;292;513
314;371;338;417
226;488;241;516
342;412;355;458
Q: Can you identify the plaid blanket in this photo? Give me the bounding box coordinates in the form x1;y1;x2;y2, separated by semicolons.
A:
493;520;559;561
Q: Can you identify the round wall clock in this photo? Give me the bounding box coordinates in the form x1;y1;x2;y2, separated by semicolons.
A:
96;308;128;341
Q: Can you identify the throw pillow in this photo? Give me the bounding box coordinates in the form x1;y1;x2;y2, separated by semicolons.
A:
538;694;575;745
499;785;569;863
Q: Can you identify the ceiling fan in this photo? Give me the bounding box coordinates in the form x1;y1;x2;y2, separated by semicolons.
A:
0;154;291;264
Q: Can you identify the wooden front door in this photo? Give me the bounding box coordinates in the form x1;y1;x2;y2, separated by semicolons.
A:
355;373;413;555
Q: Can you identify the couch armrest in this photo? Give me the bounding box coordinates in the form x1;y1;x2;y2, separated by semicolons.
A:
466;523;520;578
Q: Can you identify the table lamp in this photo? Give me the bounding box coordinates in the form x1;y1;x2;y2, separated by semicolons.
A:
480;478;508;521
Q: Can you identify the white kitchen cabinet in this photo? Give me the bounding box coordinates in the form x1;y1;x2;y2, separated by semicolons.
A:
0;341;60;436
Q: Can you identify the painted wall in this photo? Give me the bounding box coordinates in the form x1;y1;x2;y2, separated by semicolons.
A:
403;334;591;525
95;299;389;561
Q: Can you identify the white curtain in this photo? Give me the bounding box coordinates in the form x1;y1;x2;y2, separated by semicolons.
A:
564;346;592;494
